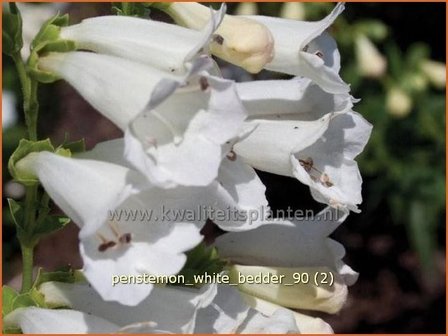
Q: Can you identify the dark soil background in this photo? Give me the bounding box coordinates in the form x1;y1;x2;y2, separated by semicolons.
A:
3;2;446;333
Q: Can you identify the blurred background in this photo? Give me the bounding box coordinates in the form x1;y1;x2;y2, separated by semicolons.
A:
2;2;446;333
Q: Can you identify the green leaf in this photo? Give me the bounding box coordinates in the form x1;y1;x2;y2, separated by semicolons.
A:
2;3;23;56
2;286;19;317
34;216;71;238
409;200;436;272
8;139;54;186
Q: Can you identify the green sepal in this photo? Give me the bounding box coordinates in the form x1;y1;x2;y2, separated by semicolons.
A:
2;286;19;317
2;3;23;56
34;267;86;289
57;134;86;155
27;13;76;83
7;199;27;243
8;139;55;186
175;242;227;287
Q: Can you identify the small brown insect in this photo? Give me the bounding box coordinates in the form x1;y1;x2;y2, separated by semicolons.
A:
199;77;209;91
212;34;224;45
315;51;324;58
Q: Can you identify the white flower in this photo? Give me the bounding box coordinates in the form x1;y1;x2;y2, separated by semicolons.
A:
60;5;225;74
234;2;258;16
196;284;300;333
5;281;216;333
16;151;208;305
164;2;275;73
290;111;372;212
2;90;17;129
386;86;412;118
355;34;387;78
39;52;248;188
124;73;248;188
215;207;358;314
80;138;269;231
38;51;207;129
248;3;349;94
234;78;353;176
233;77;370;211
279;2;306;21
421;60;446;89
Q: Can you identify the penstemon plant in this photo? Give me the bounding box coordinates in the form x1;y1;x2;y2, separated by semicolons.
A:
3;2;372;334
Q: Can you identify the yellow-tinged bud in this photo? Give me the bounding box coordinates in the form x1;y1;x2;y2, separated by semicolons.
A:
421;60;446;89
386;87;412;118
234;2;258;16
280;2;306;21
165;2;274;73
355;34;387;79
229;265;348;314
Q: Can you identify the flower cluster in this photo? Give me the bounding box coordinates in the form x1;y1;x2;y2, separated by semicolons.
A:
6;2;372;334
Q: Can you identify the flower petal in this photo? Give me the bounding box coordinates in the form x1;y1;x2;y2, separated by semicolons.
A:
124;75;247;188
60;6;225;74
291;111;373;211
4;307;119;334
248;3;348;93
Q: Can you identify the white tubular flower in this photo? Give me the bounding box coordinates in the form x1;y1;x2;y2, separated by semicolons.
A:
164;2;274;73
234;77;370;211
39;52;248;188
355;34;387;78
80;138;269;232
280;2;306;21
248;3;349;94
124;73;248;188
290;111;372;212
16;151;208;305
215;207;358;314
196;284;299;333
5;281;216;333
60;5;225;74
421;60;446;89
234;78;353;177
240;293;334;333
38;51;210;129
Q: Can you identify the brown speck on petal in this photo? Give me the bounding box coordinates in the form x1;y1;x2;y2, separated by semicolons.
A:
212;34;224;45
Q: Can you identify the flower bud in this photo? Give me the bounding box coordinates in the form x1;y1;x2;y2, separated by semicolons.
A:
229;265;348;314
355;34;387;78
165;2;274;73
386;87;412;118
280;2;306;21
234;2;258;16
421;60;446;89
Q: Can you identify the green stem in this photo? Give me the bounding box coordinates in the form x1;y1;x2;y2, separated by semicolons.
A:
11;52;40;292
20;245;34;292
